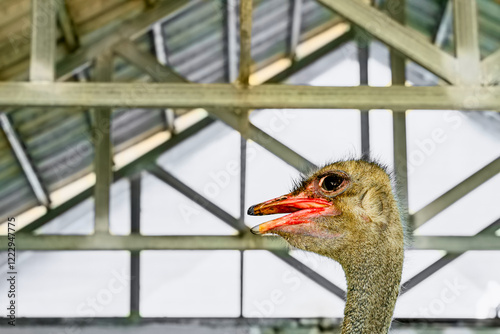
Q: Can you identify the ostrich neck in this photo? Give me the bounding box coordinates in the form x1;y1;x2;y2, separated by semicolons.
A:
340;247;404;334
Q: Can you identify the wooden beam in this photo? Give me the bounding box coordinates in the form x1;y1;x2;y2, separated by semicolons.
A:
30;0;57;81
317;0;458;84
453;0;481;85
238;0;253;85
0;234;498;251
389;0;409;227
226;0;238;82
0;82;499;110
57;0;79;52
289;0;303;59
92;51;113;234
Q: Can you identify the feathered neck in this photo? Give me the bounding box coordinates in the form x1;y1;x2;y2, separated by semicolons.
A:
338;241;404;334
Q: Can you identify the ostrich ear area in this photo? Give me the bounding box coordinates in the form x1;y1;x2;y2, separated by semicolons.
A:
360;187;386;220
249;194;342;236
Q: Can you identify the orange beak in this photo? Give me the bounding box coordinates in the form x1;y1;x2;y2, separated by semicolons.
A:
248;193;340;235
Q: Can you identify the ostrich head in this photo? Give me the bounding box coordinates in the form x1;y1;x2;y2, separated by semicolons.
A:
249;159;404;265
248;159;405;333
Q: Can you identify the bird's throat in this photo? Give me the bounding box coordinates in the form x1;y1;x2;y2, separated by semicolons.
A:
340;246;404;334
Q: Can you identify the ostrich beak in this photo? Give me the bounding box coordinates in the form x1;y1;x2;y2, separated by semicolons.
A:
248;193;340;235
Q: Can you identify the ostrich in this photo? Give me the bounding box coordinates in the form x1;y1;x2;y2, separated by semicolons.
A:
248;159;404;334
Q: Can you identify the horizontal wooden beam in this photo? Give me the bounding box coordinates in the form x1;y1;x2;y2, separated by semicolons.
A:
0;234;498;251
412;235;500;252
0;82;499;110
0;234;285;251
1;317;499;328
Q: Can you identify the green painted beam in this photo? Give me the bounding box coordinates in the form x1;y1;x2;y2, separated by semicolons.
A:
0;82;499;110
1;234;498;252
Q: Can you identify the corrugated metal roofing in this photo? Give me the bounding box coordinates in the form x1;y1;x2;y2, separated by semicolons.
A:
163;0;229;82
0;126;38;222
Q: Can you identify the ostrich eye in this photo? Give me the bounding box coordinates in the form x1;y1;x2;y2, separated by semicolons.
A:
320;174;344;192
